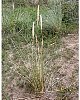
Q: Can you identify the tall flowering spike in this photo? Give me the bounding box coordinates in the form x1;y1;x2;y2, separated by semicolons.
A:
36;35;38;44
40;15;42;31
38;46;39;53
32;22;34;39
12;2;14;10
42;37;43;47
37;5;39;26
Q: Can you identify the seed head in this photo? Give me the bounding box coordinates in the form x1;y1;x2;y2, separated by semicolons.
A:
32;22;35;39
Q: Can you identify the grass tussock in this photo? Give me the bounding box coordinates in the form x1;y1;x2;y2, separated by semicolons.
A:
2;0;78;99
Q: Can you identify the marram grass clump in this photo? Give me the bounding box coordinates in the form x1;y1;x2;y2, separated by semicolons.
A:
16;5;44;93
31;5;44;93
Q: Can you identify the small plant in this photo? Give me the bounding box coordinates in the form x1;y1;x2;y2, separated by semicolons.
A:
29;5;44;93
15;5;45;93
56;85;76;100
